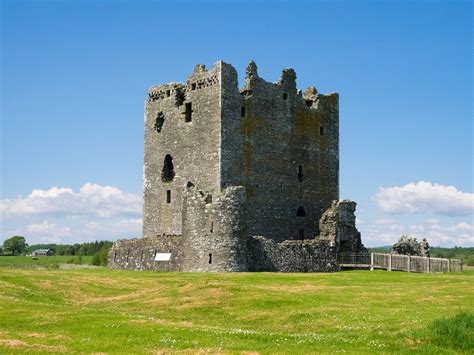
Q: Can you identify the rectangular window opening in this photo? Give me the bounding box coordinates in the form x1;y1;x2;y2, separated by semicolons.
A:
185;102;193;122
241;106;246;117
166;90;171;97
320;126;324;136
283;93;288;100
191;83;196;90
166;190;171;203
209;253;212;264
298;229;305;240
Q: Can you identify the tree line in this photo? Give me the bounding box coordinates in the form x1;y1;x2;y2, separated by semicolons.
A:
0;236;113;266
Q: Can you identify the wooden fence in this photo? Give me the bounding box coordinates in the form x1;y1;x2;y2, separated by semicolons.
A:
339;253;463;273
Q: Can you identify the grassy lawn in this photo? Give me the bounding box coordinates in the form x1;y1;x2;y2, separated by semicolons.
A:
0;266;472;354
0;255;93;268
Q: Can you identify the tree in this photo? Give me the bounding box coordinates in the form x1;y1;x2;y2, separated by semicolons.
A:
3;236;28;256
391;236;430;257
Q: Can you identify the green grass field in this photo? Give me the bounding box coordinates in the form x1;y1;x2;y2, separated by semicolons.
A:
0;263;472;354
0;255;93;268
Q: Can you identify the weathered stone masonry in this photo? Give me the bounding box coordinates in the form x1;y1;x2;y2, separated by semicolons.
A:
108;60;366;272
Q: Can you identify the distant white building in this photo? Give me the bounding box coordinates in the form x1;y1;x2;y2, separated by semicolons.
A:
31;249;54;256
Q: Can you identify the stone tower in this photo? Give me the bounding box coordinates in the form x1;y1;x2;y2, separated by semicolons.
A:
109;60;364;272
143;60;338;242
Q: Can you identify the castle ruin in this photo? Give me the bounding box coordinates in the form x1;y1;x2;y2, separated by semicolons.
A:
108;60;366;272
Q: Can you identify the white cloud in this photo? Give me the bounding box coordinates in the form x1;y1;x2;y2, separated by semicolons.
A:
374;181;474;216
360;219;474;247
409;225;425;231
455;222;474;232
1;183;142;218
26;220;72;243
375;218;393;224
1;183;143;245
389;224;405;231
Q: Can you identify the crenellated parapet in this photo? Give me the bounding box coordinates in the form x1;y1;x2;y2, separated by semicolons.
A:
148;63;221;102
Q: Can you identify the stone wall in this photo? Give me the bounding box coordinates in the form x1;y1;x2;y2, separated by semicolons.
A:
110;60;352;273
181;185;248;272
109;185;248;272
248;236;339;272
319;200;366;253
108;235;184;271
143;63;223;237
221;61;339;241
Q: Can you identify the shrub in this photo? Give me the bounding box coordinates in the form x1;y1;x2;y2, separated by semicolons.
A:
466;256;474;266
67;255;82;264
92;245;111;266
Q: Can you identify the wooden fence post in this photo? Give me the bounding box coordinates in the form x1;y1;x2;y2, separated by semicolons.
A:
407;255;411;272
370;253;374;271
388;254;392;271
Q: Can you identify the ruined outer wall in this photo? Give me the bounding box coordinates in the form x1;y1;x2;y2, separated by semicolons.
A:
248;236;339;272
109;185;248;272
221;62;339;241
143;63;223;237
108;235;184;271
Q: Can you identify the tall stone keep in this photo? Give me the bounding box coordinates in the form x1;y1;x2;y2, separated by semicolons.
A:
144;61;338;241
109;60;364;272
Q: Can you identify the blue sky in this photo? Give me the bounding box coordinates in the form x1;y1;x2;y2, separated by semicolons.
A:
1;0;473;247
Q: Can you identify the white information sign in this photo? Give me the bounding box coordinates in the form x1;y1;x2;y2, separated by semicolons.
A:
154;253;172;261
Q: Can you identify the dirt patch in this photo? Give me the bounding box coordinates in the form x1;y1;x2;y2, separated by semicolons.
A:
25;332;46;338
0;338;66;352
0;339;27;348
152;349;227;354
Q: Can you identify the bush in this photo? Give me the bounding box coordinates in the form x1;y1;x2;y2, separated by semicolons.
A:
92;245;111;266
466;256;474;266
67;255;82;264
425;312;474;351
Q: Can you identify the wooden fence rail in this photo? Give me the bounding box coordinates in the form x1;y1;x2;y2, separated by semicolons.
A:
339;253;462;273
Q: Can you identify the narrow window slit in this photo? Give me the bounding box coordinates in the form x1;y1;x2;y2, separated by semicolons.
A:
298;229;305;240
241;106;246;117
185;102;193;122
320;126;324;136
166;190;171;203
208;253;212;264
298;165;304;182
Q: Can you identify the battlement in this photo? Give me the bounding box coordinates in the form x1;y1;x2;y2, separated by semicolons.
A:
148;62;221;101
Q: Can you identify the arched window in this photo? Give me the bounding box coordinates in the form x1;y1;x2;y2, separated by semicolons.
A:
296;206;306;217
161;154;175;182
